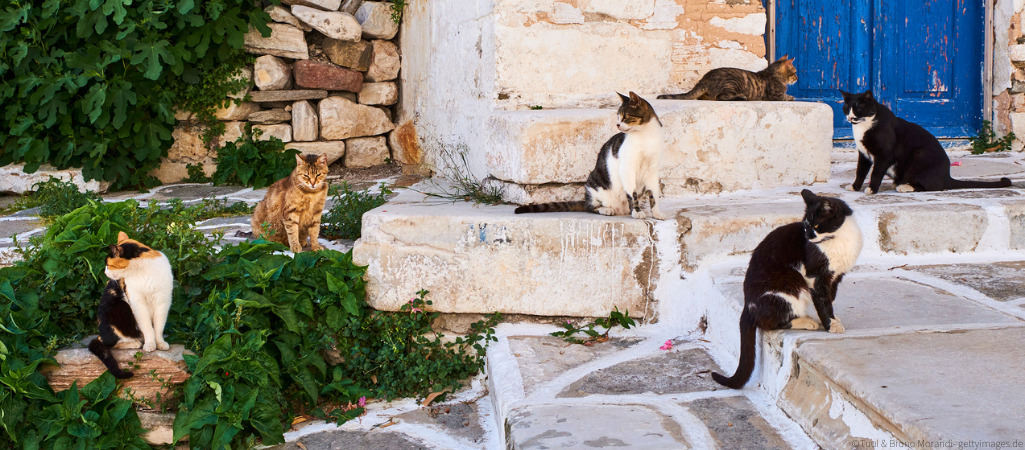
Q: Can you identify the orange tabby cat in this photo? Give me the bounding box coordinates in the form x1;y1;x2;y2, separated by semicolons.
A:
251;154;329;252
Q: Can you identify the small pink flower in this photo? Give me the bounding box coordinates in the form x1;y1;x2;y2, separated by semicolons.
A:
358;396;366;407
659;340;673;350
951;161;963;166
408;298;416;304
411;308;422;313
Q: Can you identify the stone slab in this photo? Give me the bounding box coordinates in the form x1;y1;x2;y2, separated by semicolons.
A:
558;348;722;397
908;261;1025;302
394;402;485;444
675;200;802;271
784;327;1025;446
352;190;655;316
877;204;987;254
243;23;309;60
0;218;44;239
505;403;690;449
0;164;109;194
507;335;642;396
147;185;247;201
249;90;329;103
267;430;428;449
684;396;789;450
138;411;175;445
486;101;832;197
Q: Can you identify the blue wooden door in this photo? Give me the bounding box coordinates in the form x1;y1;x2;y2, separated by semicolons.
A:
776;0;983;138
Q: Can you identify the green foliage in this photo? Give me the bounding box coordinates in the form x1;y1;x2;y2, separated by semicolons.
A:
173;53;253;144
0;0;272;190
551;307;636;345
1;199;500;447
389;0;407;23
0;177;100;217
212;129;301;189
321;182;393;240
970;120;1017;155
185;163;213;183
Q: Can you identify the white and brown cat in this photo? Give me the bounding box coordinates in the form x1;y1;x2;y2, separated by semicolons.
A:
515;92;666;219
88;232;174;379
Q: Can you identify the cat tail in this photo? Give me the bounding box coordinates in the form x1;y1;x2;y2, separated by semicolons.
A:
711;308;756;389
945;177;1012;190
88;338;134;379
514;202;588;214
657;87;705;100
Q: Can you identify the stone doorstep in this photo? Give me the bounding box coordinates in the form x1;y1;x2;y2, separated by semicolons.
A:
485;100;833;203
353;181;1025;317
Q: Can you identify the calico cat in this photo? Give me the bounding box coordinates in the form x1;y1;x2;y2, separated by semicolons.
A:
515;92;666;219
251;154;329;252
713;190;862;389
658;56;797;101
840;90;1012;194
88;232;174;378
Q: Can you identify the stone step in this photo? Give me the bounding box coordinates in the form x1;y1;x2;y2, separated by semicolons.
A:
353;153;1025;317
488;100;833;204
701;263;1025;448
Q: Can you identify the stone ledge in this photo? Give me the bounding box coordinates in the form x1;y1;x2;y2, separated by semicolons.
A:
486;101;833;203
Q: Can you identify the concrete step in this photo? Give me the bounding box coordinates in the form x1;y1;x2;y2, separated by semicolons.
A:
353;153;1025;317
488;100;833;204
701;262;1025;448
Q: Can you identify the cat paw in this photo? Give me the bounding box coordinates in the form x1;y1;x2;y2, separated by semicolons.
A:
596;207;616;216
143;342;156;352
896;184;915;193
828;318;845;334
631;210;648;219
309;243;324;251
156;341;170;351
864;187;876;195
844;184;855;191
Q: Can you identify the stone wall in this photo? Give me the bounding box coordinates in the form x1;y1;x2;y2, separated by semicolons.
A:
998;0;1025;150
153;0;402;183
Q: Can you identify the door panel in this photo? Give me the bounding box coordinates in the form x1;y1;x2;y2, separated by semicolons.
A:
776;0;982;138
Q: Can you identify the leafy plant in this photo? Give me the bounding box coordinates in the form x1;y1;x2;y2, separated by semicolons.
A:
185;163;213;183
0;1;271;190
0;177;101;218
420;145;506;205
388;0;407;23
321;182;393;240
970;121;1017;155
211;128;301;189
551;307;636;345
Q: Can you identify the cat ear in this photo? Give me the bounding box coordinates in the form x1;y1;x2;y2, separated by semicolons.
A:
317;154;328;165
628;91;641;102
108;244;120;257
864;89;874;99
617;92;630;103
295;153;306;166
800;189;817;205
117;231;129;244
839;90;852;101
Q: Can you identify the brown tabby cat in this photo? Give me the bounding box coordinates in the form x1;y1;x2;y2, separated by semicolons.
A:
251;154;329;252
658;56;798;101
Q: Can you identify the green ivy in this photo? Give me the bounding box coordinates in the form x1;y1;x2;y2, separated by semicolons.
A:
0;0;272;190
211;128;301;189
321;182;393;240
970;120;1017;155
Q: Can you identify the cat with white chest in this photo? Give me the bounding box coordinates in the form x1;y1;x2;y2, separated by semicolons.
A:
515;92;666;219
88;232;173;378
713;190;862;389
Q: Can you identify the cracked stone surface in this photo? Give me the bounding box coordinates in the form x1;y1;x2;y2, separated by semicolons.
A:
394;403;485;444
147;184;247;201
558;348;722;397
267;430;429;449
908;261;1025;302
508;335;642;396
505;403;690;449
685;396;789;450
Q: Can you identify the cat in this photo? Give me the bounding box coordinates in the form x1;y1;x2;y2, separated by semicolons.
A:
840;89;1012;194
713;190;862;389
88;232;174;378
251;154;329;252
514;92;666;219
658;56;797;101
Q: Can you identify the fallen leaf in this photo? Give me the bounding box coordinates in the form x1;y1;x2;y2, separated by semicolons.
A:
291;416;308;426
422;390;446;407
296;442;307;450
379;419;397;428
371;375;378;384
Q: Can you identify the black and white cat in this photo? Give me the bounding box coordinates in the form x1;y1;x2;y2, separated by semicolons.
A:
713;190;862;389
840;90;1011;194
515;92;665;219
88;232;174;379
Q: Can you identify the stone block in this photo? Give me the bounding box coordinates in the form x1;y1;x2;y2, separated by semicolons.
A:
283;0;342;11
254;55;293;90
291;100;319;142
138;411;175;445
248;108;292;124
583;0;656;20
286;141;346;166
323;38;373;71
254;124;293;143
366;40;400;81
227;65;253;100
388;121;423;165
265;5;311;31
291;5;361;41
319;96;395;139
344;136;389;168
40;344;192;411
907;262;1025;302
214;101;260;121
219;121;246;146
352;190;656;316
340;0;363;15
293;59;363;92
249;89;328;103
1006;200;1025;249
358;81;398;105
0;164;109;195
675;201;802;271
355;1;399;40
877;204;987;254
505;404;689;448
243;23;309;60
505;336;643;396
150;124;216;184
1011;44;1025;63
486;101;833;196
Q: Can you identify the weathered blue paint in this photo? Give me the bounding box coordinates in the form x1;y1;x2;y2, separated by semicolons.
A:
776;0;982;138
